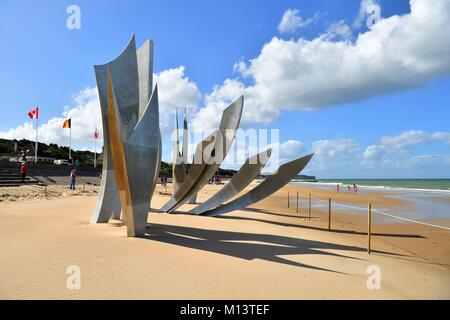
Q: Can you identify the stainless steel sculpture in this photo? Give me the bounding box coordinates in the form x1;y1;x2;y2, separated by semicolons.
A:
91;36;142;223
202;153;314;217
160;96;244;213
90;34;315;232
161;131;218;211
189;148;272;215
91;35;160;237
107;67;160;237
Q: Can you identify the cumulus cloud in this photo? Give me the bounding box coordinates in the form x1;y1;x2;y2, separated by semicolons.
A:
278;9;319;34
218;0;450;124
0;87;102;148
324;20;353;41
154;66;201;137
0;67;201;150
363;130;450;168
190;79;246;133
307;131;450;177
311;138;361;171
154;66;201;112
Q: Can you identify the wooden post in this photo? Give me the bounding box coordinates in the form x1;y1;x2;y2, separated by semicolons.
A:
308;193;311;220
368;203;372;254
328;198;331;231
296;192;299;213
83;178;86;193
44;176;48;196
287;191;290;208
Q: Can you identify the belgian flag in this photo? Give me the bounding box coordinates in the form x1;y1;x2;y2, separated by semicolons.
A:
62;118;71;129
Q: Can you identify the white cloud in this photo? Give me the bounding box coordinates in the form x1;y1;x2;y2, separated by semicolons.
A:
0;67;201;150
154;66;201;112
311;139;361;171
278;9;318;34
363;130;450;165
0;87;102;148
190;78;246;133
224;0;450;123
279;140;305;159
306;131;450;177
325;20;353;41
154;66;202;137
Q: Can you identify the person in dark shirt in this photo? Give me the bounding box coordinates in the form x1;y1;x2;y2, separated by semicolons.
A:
69;168;77;190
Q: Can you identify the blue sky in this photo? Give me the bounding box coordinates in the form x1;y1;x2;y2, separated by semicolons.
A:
0;0;449;178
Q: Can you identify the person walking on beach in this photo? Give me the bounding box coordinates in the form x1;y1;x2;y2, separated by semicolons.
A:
336;184;340;193
69;168;77;190
353;184;358;193
20;162;27;183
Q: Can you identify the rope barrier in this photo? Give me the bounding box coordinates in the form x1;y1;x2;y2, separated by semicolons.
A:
302;194;450;231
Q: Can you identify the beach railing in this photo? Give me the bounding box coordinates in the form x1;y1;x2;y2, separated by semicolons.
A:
286;192;373;253
286;189;450;255
368;203;372;254
287;191;290;208
308;193;311;220
328;198;331;231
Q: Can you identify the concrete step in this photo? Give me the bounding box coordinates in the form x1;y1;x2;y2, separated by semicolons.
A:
0;183;21;187
0;176;25;180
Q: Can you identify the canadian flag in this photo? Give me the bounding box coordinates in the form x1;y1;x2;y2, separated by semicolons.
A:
28;107;39;119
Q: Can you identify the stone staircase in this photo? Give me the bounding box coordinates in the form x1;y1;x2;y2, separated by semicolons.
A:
0;168;43;187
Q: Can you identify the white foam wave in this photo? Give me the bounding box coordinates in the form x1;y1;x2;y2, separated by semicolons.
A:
290;181;450;195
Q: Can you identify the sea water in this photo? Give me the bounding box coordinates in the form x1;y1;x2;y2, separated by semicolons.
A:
289;179;450;224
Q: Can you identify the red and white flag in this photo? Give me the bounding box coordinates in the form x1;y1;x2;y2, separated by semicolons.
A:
94;128;99;139
28;107;39;119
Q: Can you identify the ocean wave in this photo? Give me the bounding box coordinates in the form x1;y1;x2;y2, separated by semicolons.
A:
290;181;450;194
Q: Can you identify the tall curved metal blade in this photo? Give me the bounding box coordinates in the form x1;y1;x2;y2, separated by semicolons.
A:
108;68;160;237
202;153;314;217
161;96;244;213
106;66;134;232
160;131;219;212
137;39;154;118
123;85;160;236
189;148;272;215
91;35;139;223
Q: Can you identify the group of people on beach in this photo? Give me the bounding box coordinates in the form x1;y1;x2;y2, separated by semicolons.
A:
17;152;79;190
336;183;358;193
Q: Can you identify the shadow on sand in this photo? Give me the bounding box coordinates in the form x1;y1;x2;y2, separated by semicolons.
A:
234;207;426;239
145;222;400;274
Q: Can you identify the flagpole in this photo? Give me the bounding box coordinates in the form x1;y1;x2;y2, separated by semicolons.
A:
69;121;72;159
35;116;38;164
94;132;97;168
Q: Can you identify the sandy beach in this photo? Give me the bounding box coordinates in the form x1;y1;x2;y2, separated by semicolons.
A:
0;182;449;299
